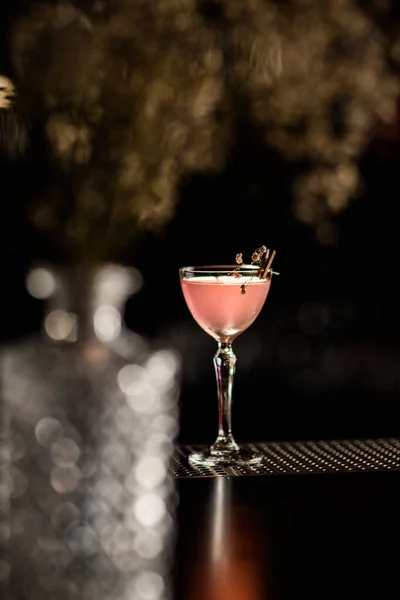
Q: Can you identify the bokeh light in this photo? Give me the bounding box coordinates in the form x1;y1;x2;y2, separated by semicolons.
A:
35;418;64;448
135;571;165;600
26;267;56;299
44;310;77;341
117;364;149;396
94;306;122;342
134;494;167;528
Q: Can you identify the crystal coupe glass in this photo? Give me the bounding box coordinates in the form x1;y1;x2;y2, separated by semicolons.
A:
179;256;276;467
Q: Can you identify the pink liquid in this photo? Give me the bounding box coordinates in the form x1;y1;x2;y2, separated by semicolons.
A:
181;276;271;342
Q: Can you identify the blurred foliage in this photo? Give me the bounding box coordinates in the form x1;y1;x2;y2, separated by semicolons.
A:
2;0;400;261
9;0;231;262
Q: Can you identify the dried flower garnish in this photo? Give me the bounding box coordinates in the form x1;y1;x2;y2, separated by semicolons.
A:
235;253;243;265
228;252;245;278
231;245;279;293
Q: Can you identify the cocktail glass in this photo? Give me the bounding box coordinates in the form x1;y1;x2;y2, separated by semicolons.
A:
179;263;273;467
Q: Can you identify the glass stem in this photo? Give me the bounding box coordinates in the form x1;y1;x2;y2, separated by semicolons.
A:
211;342;240;455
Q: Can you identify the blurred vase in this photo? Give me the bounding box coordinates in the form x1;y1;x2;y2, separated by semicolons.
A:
0;263;180;600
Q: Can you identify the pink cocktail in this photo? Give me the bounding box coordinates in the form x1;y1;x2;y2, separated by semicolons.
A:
181;275;270;343
179;260;277;467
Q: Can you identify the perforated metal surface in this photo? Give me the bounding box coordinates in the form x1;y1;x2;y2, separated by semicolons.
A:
170;438;400;477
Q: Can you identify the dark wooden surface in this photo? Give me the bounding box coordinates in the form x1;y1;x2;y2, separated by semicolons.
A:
173;470;400;600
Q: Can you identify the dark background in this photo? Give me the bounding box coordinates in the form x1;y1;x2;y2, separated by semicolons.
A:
130;132;400;445
2;1;400;447
3;118;400;447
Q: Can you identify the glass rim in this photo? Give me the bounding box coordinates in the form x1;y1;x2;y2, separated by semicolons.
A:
180;264;260;275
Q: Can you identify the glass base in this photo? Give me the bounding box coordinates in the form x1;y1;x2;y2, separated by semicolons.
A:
188;446;263;468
